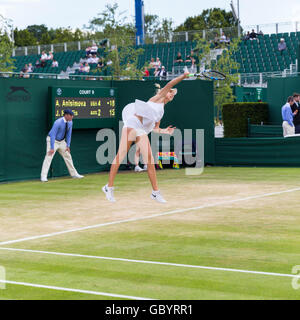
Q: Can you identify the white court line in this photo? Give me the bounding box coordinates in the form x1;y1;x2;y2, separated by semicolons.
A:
0;247;298;279
0;279;154;300
1;187;300;246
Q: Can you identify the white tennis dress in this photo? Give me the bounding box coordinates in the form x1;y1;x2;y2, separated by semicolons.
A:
122;99;164;136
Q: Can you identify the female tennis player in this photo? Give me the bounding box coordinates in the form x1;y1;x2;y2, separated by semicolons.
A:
102;71;190;203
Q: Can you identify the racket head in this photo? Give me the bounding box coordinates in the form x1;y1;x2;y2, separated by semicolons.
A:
202;70;226;81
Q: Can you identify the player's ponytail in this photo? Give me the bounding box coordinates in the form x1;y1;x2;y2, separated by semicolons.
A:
154;83;161;94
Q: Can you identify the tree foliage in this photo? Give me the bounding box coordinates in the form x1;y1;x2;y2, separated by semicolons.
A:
0;15;15;72
144;14;173;43
88;3;144;79
193;35;240;122
13;25;91;47
175;8;237;32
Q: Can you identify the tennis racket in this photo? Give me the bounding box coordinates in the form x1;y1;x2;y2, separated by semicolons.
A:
189;70;226;81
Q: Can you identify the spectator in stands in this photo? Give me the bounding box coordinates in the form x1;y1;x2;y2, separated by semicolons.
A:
243;31;250;42
278;38;287;55
79;63;85;73
149;58;156;68
41;51;48;61
22;64;28;73
27;63;34;73
249;29;257;40
158;66;167;80
84;62;90;73
40;51;48;68
175;52;183;64
85;46;91;57
259;30;264;36
219;32;227;43
154;67;160;77
87;54;93;64
47;52;54;60
143;67;150;77
186;50;199;71
52;60;59;68
91;54;99;64
190;58;197;73
90;43;98;55
185;50;194;63
35;60;41;68
282;96;297;137
292;93;300;133
20;65;30;78
155;57;161;68
213;33;220;48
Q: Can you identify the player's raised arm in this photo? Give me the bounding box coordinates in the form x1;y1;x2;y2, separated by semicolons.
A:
157;71;190;98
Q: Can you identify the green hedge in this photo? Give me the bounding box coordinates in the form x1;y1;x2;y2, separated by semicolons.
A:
222;102;269;138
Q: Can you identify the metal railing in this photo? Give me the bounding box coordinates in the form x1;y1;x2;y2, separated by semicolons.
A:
1;69;299;84
239;70;300;87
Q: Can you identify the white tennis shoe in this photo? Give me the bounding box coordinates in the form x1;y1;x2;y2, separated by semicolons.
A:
72;174;84;179
102;184;116;202
151;191;167;203
134;165;144;172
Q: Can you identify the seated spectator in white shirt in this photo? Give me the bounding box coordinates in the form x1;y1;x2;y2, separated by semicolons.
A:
90;43;98;54
40;51;48;67
27;63;34;73
35;60;41;68
47;52;54;60
52;60;59;67
87;54;94;64
41;51;48;61
219;32;227;43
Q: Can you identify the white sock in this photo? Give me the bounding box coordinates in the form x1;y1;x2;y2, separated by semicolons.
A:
106;184;114;190
152;190;160;195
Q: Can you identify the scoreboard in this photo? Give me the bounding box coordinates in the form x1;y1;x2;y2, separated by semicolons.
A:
49;86;117;129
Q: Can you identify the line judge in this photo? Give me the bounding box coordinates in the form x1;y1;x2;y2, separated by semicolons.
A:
41;109;84;182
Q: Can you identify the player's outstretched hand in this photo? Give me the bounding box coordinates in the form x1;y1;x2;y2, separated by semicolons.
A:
164;125;176;135
183;71;190;78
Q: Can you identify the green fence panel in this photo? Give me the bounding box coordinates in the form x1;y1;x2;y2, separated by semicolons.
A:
215;136;300;166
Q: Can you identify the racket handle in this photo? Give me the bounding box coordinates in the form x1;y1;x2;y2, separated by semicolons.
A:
188;73;196;78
